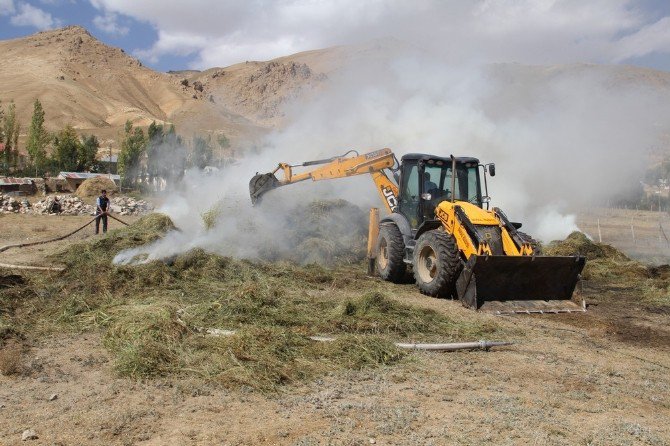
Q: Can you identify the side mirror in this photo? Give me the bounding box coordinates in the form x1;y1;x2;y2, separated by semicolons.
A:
489;163;496;177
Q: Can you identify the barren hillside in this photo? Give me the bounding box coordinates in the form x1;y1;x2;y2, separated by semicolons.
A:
1;26;670;155
0;26;329;148
0;26;185;132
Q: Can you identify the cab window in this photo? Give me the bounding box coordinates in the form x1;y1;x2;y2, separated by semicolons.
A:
399;162;419;227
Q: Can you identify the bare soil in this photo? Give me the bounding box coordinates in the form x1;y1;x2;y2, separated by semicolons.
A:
1;214;669;445
0;214;140;267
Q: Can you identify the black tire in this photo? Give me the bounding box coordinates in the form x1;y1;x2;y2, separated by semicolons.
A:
376;224;406;283
518;231;542;255
413;230;461;298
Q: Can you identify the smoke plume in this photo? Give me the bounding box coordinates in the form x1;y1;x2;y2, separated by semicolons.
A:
114;38;670;265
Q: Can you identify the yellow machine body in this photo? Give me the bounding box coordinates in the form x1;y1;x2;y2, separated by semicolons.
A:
249;148;586;314
435;201;534;258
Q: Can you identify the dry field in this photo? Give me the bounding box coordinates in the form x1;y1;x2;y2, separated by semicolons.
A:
0;213;669;446
577;207;670;264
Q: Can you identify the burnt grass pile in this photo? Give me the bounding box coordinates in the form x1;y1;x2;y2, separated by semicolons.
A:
0;213;499;390
545;231;670;306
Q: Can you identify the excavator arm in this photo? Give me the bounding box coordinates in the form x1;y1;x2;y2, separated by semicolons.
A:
249;148;400;213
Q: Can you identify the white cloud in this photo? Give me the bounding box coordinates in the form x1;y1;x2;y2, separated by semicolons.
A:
613;16;670;62
0;0;14;15
87;0;669;69
93;12;129;36
10;2;61;30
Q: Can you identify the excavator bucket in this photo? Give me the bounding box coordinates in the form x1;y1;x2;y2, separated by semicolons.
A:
249;173;280;205
456;255;587;314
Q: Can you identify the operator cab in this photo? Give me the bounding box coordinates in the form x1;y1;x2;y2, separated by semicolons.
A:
397;153;484;229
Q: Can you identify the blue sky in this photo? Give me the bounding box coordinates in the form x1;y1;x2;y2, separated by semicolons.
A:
0;0;669;72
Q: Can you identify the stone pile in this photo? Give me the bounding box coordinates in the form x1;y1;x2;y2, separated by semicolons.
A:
31;195;95;215
0;193;154;216
0;193;23;213
109;196;154;216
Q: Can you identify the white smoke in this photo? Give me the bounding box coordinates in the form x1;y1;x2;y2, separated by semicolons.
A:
114;39;669;264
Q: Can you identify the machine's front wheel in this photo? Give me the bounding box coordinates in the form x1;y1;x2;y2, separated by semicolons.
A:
413;230;461;298
376;224;406;283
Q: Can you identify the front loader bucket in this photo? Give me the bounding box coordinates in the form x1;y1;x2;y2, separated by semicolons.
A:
456;255;586;314
249;173;280;205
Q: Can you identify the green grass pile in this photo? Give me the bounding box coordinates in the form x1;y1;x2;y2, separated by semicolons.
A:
1;213;500;391
545;231;647;281
201;198;369;266
545;231;670;307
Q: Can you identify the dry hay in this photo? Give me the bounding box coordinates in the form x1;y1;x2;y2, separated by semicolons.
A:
285;199;368;265
544;231;628;261
75;176;118;198
0;211;501;391
201;198;369;266
545;232;670;307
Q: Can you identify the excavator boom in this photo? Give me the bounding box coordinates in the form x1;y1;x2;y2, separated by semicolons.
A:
249;148;400;212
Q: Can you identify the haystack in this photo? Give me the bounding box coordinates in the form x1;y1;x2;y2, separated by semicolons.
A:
75;176;118;198
544;231;628;260
545;231;650;281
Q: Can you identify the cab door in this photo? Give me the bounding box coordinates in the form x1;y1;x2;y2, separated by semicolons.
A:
398;161;421;228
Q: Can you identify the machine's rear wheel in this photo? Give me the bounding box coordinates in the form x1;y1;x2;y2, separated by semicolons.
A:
376;224;406;283
413;230;461;298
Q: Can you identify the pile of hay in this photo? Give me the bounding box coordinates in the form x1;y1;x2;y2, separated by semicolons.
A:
546;231;648;281
288;199;368;265
201;198;370;266
544;231;628;261
1;212;500;391
75;176;118;198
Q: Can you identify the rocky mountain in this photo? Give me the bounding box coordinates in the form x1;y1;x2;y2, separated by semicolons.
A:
1;26;669;156
0;26;329;149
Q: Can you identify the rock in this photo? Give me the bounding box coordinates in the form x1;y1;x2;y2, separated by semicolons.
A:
369;438;376;444
22;429;38;441
48;393;58;401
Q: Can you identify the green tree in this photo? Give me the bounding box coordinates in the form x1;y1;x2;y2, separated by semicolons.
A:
146;120;164;183
79;134;100;171
161;124;186;185
191;135;213;169
217;133;230;150
118;120;147;188
26;99;50;175
12;123;20;171
52;125;82;171
0;101;4;145
3;103;21;174
0;102;6;174
2;103;19;174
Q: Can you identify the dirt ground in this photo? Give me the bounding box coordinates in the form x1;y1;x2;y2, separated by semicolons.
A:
1;214;669;445
0;214;140;267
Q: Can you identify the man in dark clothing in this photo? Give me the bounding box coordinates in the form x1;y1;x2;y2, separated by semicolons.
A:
49;196;62;214
95;189;110;234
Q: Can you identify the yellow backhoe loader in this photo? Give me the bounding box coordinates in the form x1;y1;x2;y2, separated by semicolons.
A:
249;148;586;314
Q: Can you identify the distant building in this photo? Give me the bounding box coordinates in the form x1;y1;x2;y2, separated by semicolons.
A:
0;177;36;195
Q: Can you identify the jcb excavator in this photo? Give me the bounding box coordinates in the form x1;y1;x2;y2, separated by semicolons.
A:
249;148;586;314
